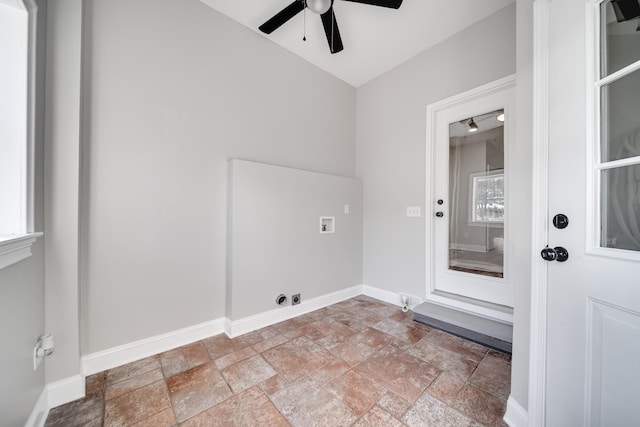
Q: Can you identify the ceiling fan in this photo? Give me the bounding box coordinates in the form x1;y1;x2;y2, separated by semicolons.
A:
258;0;403;54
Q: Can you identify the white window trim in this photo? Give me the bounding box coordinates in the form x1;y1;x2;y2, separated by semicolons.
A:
0;0;42;271
0;233;43;270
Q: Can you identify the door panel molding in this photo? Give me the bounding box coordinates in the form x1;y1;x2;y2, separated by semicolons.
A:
586;298;640;425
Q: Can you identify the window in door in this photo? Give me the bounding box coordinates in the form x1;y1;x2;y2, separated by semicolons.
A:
597;0;640;253
448;110;505;278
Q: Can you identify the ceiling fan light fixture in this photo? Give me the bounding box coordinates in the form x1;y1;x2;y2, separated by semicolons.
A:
468;118;478;132
307;0;332;15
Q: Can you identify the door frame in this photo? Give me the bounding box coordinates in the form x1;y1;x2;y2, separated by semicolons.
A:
528;0;550;425
425;74;516;324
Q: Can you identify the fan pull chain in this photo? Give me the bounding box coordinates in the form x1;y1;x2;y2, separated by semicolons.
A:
303;0;307;41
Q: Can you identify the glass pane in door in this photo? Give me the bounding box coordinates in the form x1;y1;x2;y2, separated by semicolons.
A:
600;0;640;78
448;110;505;278
601;165;640;251
600;69;640;162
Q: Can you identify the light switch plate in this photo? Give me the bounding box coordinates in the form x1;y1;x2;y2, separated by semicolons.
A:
406;206;421;217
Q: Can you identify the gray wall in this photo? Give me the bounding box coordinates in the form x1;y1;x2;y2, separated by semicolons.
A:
0;0;47;425
228;160;362;319
82;0;356;353
356;4;516;301
0;247;45;427
356;2;531;412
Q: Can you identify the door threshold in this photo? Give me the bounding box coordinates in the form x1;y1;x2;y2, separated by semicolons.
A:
413;301;513;354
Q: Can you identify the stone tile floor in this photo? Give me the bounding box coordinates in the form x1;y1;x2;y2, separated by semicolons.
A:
45;296;511;426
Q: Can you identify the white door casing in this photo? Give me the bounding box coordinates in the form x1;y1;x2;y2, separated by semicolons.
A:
530;0;640;425
426;76;516;318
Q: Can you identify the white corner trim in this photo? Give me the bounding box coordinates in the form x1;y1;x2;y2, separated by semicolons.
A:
25;386;49;427
0;232;42;270
82;318;225;376
226;285;362;338
504;395;529;427
46;374;84;409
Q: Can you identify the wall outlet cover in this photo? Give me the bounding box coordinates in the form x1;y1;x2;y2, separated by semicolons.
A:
292;294;301;305
406;206;421;217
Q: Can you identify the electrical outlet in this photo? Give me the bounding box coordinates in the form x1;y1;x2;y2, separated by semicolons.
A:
292;293;301;305
399;293;410;306
398;293;424;311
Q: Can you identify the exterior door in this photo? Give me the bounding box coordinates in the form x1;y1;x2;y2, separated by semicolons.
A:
428;77;515;311
543;0;640;424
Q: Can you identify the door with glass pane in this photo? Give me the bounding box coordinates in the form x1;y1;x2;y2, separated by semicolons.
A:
429;78;515;308
544;0;640;424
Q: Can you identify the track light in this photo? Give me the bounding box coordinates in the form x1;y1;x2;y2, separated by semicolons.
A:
468;118;478;132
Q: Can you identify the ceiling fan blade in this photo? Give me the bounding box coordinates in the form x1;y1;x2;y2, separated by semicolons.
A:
341;0;403;9
259;0;305;34
320;7;344;54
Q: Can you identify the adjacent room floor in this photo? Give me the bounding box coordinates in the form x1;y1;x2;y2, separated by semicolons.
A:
45;295;511;426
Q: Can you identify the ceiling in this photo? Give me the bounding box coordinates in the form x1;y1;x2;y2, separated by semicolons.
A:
200;0;514;87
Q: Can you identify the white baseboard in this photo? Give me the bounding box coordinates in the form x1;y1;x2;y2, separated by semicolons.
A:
25;387;49;427
226;285;362;337
50;284;411;410
362;284;423;310
503;395;528;427
82;318;226;376
47;375;84;409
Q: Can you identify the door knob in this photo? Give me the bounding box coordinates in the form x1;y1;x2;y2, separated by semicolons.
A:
435;211;444;218
554;246;569;262
540;246;569;262
553;214;569;229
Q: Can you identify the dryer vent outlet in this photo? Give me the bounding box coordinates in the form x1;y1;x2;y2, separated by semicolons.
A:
292;294;301;305
276;294;287;305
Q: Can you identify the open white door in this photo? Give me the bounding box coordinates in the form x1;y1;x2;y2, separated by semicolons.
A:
536;0;640;424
